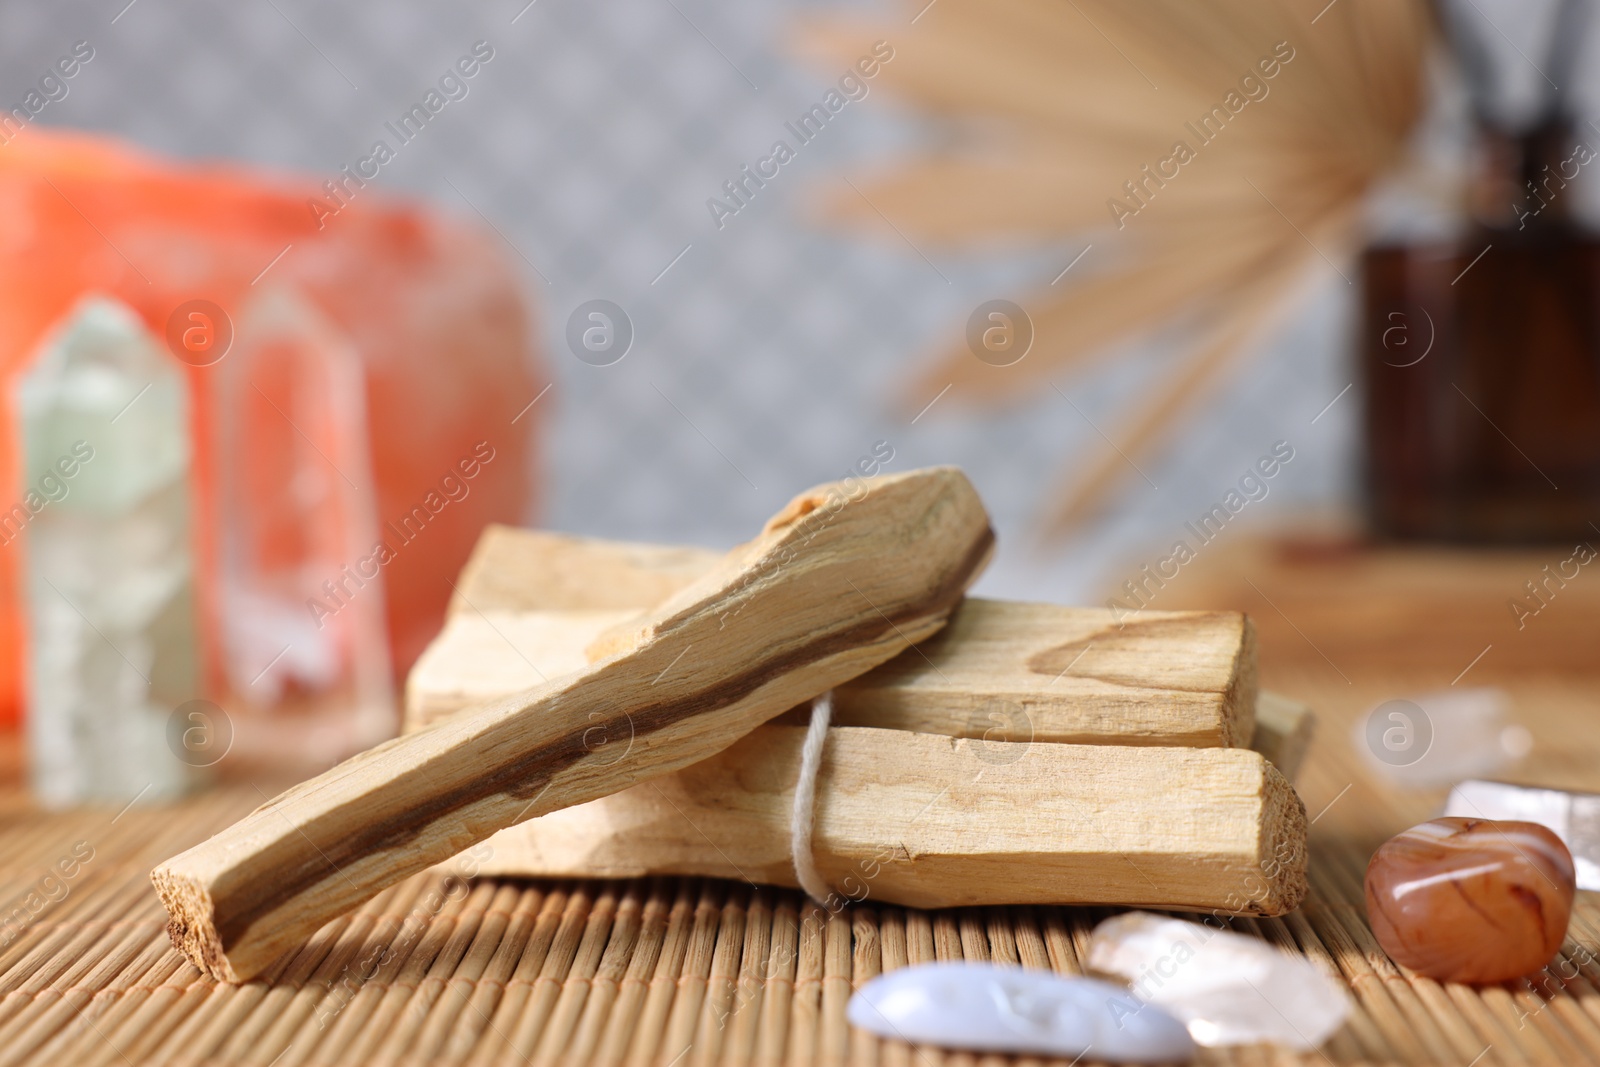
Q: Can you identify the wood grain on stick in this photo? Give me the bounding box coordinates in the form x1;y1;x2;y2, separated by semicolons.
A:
462;725;1309;915
409;530;1257;748
152;467;994;981
832;597;1254;748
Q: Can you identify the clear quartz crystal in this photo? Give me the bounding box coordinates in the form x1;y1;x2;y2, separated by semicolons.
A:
1353;687;1531;789
1444;779;1600;891
18;297;199;807
1086;912;1350;1050
211;287;393;772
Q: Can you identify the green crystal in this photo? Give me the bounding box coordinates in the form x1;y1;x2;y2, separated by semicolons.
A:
17;297;199;807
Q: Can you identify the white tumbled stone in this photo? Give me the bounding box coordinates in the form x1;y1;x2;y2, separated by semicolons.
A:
846;961;1195;1063
1087;912;1349;1050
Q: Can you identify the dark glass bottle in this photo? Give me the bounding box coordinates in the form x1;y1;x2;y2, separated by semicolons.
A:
1361;116;1600;542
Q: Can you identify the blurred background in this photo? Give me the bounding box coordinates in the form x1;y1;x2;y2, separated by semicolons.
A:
4;0;1600;799
0;0;1382;592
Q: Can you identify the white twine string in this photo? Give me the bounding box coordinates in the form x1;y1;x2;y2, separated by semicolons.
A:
790;690;834;904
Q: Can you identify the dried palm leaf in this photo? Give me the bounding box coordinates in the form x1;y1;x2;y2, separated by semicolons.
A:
799;0;1432;530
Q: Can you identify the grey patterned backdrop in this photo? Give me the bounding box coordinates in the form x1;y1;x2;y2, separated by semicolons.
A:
2;0;1372;605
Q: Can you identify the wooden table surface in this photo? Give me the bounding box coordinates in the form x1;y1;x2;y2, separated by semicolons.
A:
0;532;1597;1066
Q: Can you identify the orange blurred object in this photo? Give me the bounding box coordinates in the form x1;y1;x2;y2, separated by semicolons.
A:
0;129;543;733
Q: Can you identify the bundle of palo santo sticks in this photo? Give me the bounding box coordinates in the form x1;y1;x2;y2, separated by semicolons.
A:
151;469;1313;983
408;519;1314;914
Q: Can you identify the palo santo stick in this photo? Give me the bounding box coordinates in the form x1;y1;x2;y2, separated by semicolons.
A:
404;528;722;728
832;598;1254;747
1250;691;1315;783
409;532;1257;748
465;724;1309;915
152;468;994;982
446;527;721;616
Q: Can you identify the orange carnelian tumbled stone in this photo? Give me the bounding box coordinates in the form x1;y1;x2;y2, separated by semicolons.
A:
1365;817;1574;984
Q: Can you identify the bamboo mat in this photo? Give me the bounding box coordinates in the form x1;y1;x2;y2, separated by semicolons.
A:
2;673;1597;1067
3;539;1599;1065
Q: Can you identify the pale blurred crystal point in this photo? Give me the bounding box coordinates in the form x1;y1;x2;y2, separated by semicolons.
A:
1444;779;1600;890
1086;912;1349;1050
17;296;199;807
847;962;1194;1063
1352;687;1523;789
213;286;394;771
